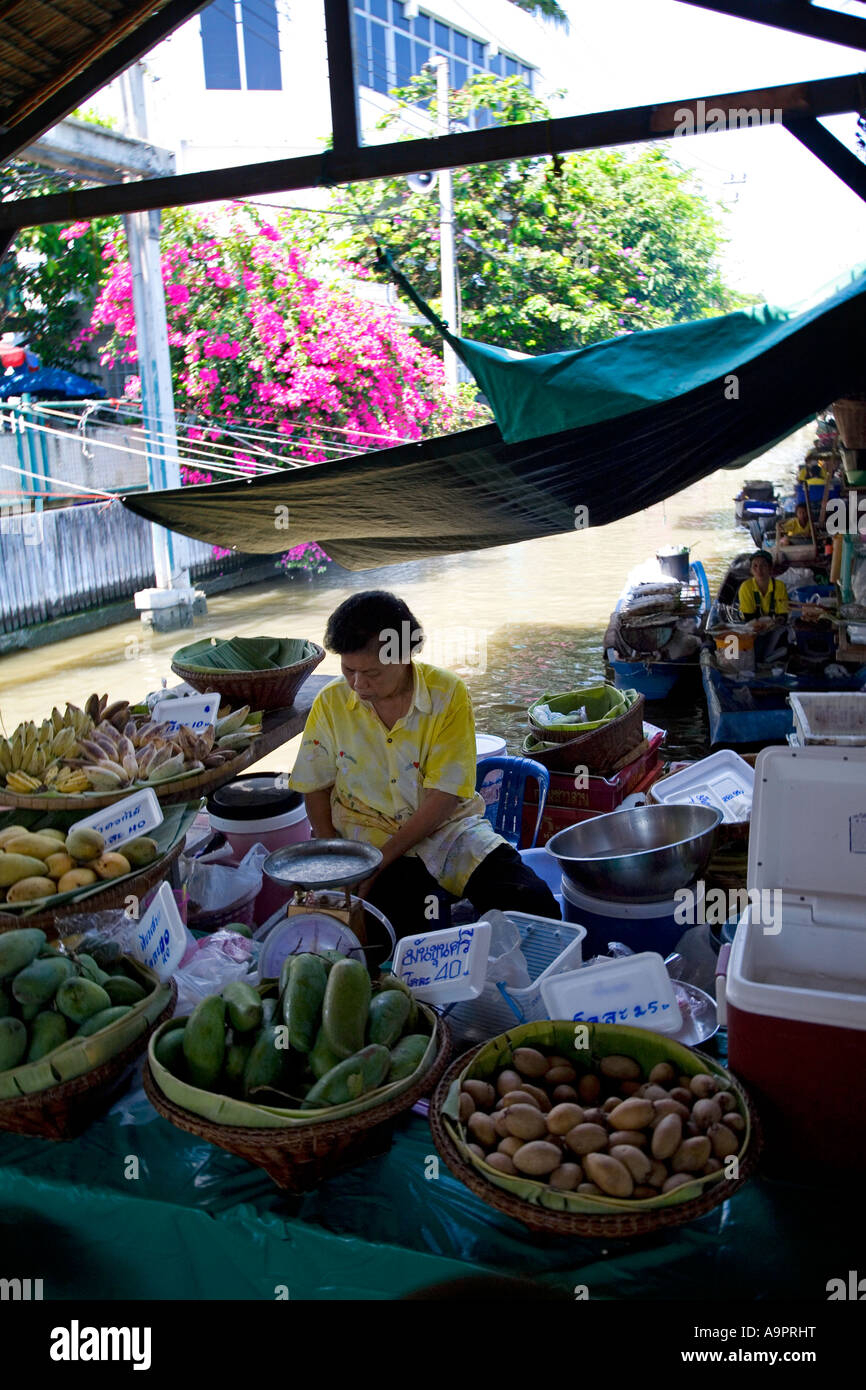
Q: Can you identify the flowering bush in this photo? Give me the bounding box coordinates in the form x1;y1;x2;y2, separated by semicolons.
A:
77;207;486;467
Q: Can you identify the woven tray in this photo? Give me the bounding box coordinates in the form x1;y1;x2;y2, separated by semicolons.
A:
172;642;325;712
143;1013;451;1192
429;1043;762;1239
0;747;254;812
0;835;184;937
0;980;176;1141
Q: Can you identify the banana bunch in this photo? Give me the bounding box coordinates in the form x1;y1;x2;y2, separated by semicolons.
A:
1;691;264;796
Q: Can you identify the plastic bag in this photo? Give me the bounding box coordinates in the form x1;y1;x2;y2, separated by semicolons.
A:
180;842;269;921
481;909;531;990
59;903;197;972
173;929;259;1015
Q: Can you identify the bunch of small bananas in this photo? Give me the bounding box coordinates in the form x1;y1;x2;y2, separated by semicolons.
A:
1;692;263;795
0;704;95;793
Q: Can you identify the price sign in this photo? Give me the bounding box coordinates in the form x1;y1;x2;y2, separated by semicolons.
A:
150;692;220;736
70;787;163;851
392;921;492;1005
541;952;681;1034
129;882;187;982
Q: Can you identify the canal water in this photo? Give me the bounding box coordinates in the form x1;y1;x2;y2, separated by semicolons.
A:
0;428;808;770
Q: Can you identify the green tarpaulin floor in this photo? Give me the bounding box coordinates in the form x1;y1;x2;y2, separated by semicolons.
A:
0;1040;853;1301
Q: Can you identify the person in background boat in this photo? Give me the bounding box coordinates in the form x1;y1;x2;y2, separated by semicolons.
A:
738;552;790;665
289;590;561;936
778;503;812;546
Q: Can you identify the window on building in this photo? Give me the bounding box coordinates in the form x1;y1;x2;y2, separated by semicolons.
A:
200;0;282;91
351;2;534;124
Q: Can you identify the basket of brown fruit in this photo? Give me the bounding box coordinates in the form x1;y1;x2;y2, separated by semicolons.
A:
430;1019;761;1238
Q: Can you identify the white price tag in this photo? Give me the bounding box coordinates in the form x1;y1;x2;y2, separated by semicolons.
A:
392;921;492;1004
541;952;681;1034
130;882;187;982
151;691;220;736
70;787;163;851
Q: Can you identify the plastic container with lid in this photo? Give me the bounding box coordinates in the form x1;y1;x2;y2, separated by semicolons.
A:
541;951;681;1034
726;745;866;1169
560;875;685;959
649;749;754;825
207;774;311;859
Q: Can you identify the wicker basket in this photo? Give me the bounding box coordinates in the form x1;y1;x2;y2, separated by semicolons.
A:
832;398;866;449
0;980;176;1141
143;1014;451;1192
171;642;325;712
430;1038;762;1238
523;693;645;774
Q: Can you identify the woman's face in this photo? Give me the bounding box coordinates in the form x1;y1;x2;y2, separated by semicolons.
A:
341;642;411;702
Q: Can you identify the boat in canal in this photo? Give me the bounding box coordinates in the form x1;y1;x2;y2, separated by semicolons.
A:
701;552;866;746
604;552;711;701
734;478;779;536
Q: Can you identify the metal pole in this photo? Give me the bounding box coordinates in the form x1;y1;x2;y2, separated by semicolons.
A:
120;63;189;590
433;56;459;393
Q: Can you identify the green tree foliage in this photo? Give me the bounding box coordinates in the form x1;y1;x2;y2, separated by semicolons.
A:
330;74;747;356
0;165;117;374
509;0;569;27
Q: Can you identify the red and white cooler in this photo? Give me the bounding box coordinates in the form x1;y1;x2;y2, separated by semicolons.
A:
726;744;866;1169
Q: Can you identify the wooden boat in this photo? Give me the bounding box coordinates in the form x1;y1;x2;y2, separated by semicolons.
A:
734;479;778;533
605;559;710;701
701;553;866;746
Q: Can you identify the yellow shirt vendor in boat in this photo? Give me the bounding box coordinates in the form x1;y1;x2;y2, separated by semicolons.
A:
779;503;812;545
738;553;789;622
289;590;560;936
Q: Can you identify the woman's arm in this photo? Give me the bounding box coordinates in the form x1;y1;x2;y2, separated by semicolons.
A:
304;786;337;839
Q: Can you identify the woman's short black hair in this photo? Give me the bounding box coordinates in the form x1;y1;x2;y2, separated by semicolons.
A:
323;590;425;657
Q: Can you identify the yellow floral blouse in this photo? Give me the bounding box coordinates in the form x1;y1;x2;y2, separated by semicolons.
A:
289;661;505;895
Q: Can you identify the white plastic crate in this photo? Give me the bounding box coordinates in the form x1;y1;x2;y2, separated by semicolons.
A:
443;911;586;1049
789;692;866;746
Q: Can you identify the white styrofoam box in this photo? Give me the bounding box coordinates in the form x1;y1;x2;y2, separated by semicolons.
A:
651;749;754;824
750;746;866;922
443;913;586;1045
71;786;163;850
541;951;681;1033
789;692;866;747
392;921;492;1004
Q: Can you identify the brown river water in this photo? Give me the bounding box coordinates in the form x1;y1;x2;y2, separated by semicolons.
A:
0;429;807;769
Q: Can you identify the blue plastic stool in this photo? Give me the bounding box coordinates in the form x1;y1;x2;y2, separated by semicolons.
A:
476;755;550;849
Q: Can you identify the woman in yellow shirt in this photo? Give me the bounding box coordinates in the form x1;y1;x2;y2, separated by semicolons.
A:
779;503;812;545
290;590;560;937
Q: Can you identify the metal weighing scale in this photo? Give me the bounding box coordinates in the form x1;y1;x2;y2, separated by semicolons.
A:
262;839;384;946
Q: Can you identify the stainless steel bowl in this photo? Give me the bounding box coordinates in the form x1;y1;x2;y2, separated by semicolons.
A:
546;804;722;902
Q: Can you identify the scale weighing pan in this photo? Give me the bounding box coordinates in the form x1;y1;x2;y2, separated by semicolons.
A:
263;839;383;890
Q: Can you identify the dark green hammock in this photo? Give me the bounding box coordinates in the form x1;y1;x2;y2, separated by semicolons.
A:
122;262;866;570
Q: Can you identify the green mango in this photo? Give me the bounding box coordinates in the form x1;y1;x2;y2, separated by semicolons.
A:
75;953;111;987
55;977;112;1025
321;958;371;1060
224;1039;253;1093
222;980;263;1034
77;1005;132;1037
303;1044;390;1110
0;989;11;1019
103;975;148;1007
242;1023;286;1100
0;1016;28;1072
379;972;419;1030
309;1023;343;1081
154;1026;187;1078
281;954;328;1054
388;1033;430;1083
367;990;410;1049
27;1010;69;1061
182;995;226;1090
11;956;77;1007
0;928;46;980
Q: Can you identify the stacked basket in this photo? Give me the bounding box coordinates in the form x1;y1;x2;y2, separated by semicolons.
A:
522;685;646;774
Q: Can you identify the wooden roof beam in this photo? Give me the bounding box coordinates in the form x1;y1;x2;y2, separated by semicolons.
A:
783;111;866;201
1;70;863;230
674;1;866;51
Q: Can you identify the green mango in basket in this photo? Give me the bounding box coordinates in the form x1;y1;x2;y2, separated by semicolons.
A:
0;1016;28;1072
282;953;328;1054
302;1044;390;1110
103;975;148;1007
183;995;226;1090
0;989;11;1019
309;1024;343;1081
242;1023;286;1099
321;958;371;1060
27;1010;69;1062
367;990;410;1049
222;980;263;1034
11;956;77;1008
0;928;47;980
378;972;419;1031
387;1034;430;1083
55;977;112;1025
75;953;111;987
77;1005;132;1037
154;1025;187;1079
224;1039;253;1093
